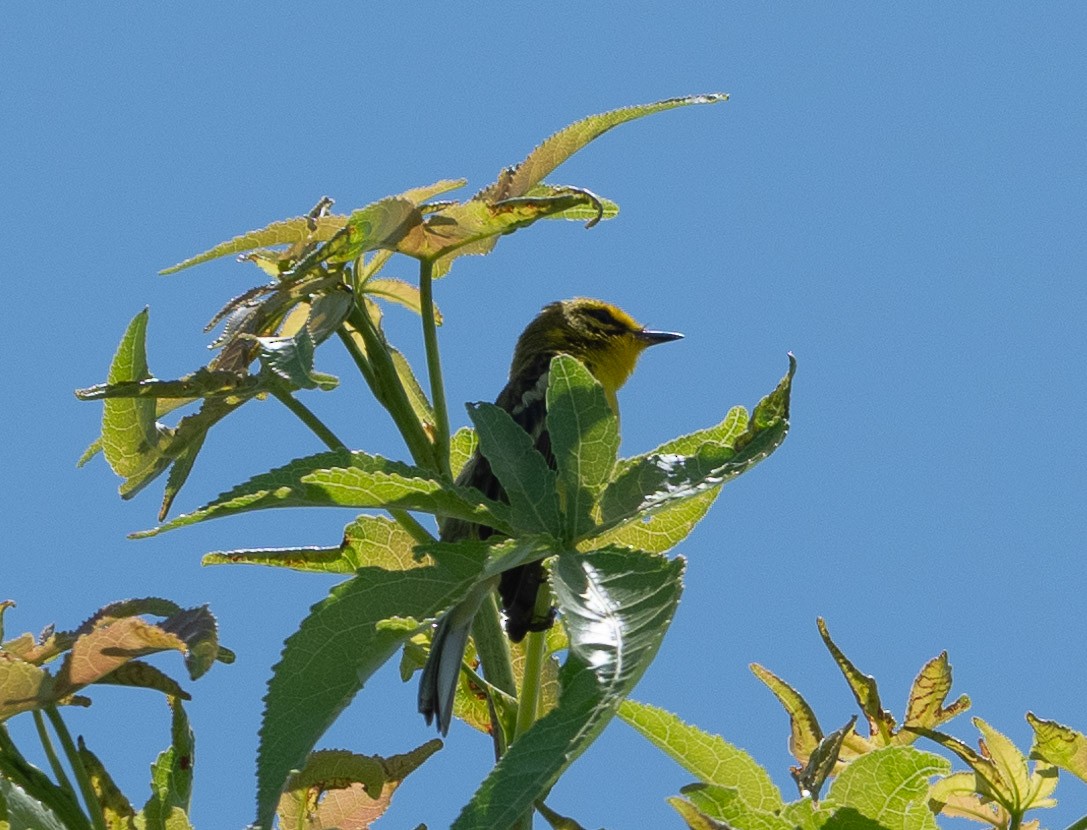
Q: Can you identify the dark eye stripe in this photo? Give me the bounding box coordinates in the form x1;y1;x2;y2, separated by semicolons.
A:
583;306;625;332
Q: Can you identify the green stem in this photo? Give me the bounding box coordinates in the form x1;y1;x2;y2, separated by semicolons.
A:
44;707;107;830
269;385;348;451
418;259;451;479
471;591;517;754
513;586;554;742
33;709;74;797
343;305;436;470
272;376;436;545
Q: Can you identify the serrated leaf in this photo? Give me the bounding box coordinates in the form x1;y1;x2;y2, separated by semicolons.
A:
452;547;683;830
99;309;171;486
140;696;195;824
618;699;784;811
668;796;733;830
449;427;478;480
525;183;620;223
468;402;561;538
973;717;1058;814
160;214;349;275
77;736;137;830
817;618;896;741
680;784;794;830
256;326;338;391
546;355;619;540
750;663;823;765
276;741;441;830
134;450;512;539
0;777;71;830
478;94;729;202
254;538;549;829
903;652;970;733
1028;712;1087;783
825;746;949;830
203;514;420;574
389;346;434;430
97;661;190;701
594;358;793;542
793;716;856;801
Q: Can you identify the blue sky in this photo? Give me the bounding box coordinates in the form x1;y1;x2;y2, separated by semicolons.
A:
3;5;1086;829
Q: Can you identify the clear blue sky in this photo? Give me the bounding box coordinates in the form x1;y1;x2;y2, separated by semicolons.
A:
3;5;1086;829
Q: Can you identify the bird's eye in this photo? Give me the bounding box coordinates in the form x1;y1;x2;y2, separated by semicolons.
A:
582;306;624;332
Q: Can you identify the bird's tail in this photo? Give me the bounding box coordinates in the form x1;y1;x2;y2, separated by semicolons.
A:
417;615;470;736
418;584;490;735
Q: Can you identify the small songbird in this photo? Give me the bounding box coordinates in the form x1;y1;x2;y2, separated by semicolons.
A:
418;298;683;734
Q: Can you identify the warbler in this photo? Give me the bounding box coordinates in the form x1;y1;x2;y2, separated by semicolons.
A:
418;298;683;734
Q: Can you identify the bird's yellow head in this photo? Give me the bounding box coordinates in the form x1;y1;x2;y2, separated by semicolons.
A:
510;298;683;408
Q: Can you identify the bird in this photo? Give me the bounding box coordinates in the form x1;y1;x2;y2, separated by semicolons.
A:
418;298;683;735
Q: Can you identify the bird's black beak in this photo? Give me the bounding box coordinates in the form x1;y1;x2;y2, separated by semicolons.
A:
636;328;684;346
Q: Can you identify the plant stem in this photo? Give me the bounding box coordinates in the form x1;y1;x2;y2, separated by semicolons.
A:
33;709;75;797
44;707;107;830
418;258;451;479
272;379;436;544
471;591;517;753
342;305;436;470
269;385;348;452
514;586;554;742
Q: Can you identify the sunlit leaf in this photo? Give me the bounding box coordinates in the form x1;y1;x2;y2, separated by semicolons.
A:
903;651;970;733
77;736;137;829
792;716;856;801
750;663;823;765
825;746;949;830
817;618;896;740
1028;712;1087;783
618;699;784;811
134;450;513;539
546;355;619;541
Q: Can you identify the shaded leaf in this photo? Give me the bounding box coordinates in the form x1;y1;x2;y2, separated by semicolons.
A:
792;716;856;801
468;402;561;538
254;537;550;829
77;736;137;830
276;741;441;830
452;547;683;829
0;777;71;830
668;796;734;830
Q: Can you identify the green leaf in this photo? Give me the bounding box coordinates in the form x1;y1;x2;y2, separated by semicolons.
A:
389;345;435;430
254;537;550;830
77;736;138;829
160;213;349;275
903;652;970;733
594;357;794;542
478;94;729;202
0;657;54;720
363;277;443;323
679;785;793;830
133;450;512;539
256;326;338;391
525;183;620;223
98;309;172;488
546;355;619;541
617;699;784;811
452;547;683;830
0;777;71;830
668;795;734;830
792;716;856;801
468;402;561;538
824;746;949;830
750;663;823;765
276;741;441;830
203;514;419;574
1028;712;1087;783
817;618;896;741
449;427;478;480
